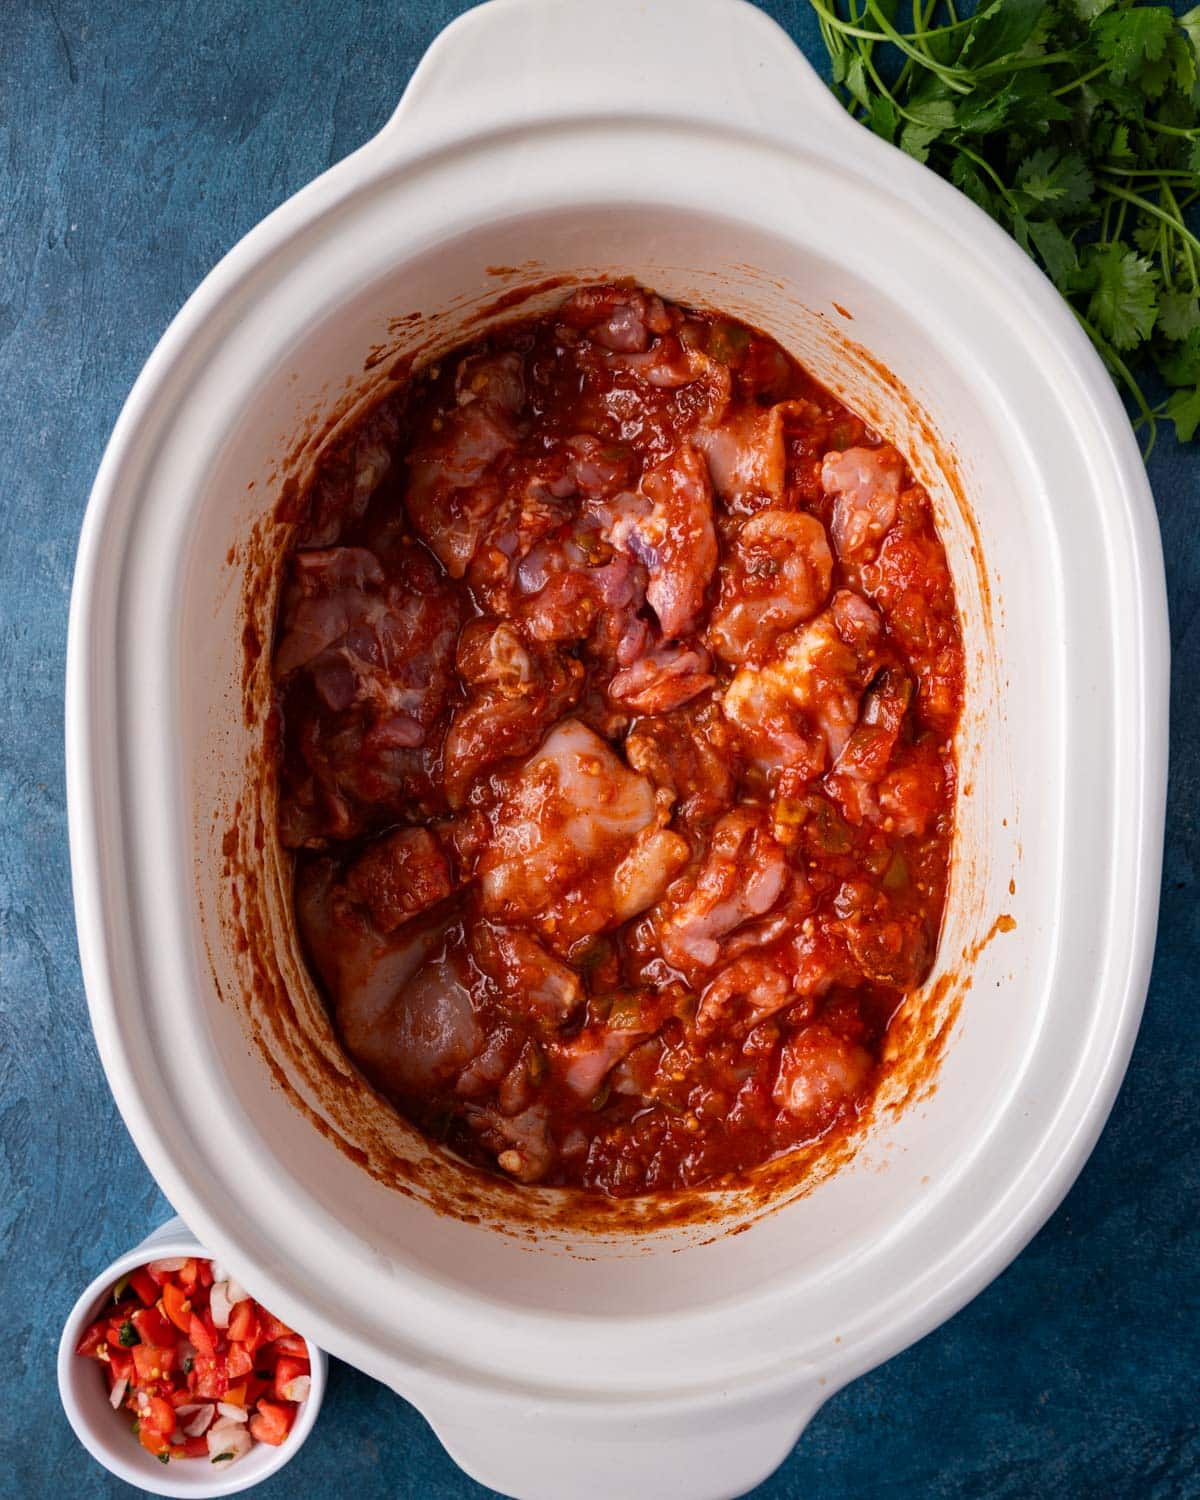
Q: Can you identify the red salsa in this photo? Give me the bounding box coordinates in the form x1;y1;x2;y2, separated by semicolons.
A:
75;1256;309;1464
272;284;963;1195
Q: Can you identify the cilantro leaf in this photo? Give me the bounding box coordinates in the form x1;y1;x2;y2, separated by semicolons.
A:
1165;386;1200;443
1159;329;1200;387
963;0;1048;67
1082;245;1159;350
1014;147;1094;216
1092;6;1176;85
1027;218;1080;284
1159;293;1200;342
809;0;1200;446
950;152;998;213
1180;4;1200;62
867;93;898;142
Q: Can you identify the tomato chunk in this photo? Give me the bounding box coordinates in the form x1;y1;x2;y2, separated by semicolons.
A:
191;1354;228;1401
138;1425;170;1458
258;1312;295;1343
269;1333;308;1359
144;1395;177;1436
249;1399;295;1446
129;1268;159;1306
227;1300;258;1346
274;1356;311;1402
131;1306;174;1348
132;1342;177;1384
189;1311;217;1359
162;1281;192;1334
75;1318;109;1359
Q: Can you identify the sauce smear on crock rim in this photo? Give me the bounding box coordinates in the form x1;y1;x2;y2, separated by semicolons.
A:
271;284;963;1196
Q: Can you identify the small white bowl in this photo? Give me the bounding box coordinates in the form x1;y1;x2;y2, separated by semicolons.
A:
58;1216;327;1497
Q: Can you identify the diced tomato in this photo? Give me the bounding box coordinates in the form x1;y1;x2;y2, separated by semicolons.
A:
132;1342;177;1383
75;1318;109;1360
244;1375;269;1407
227;1301;258;1346
273;1356;310;1402
144;1396;176;1436
131;1306;174;1348
270;1334;308;1359
129;1268;159;1306
162;1282;192;1334
249;1399;295;1447
138;1425;170;1458
188;1312;217;1359
106;1297;142;1328
257;1312;295;1343
78;1255;310;1464
191;1355;228;1401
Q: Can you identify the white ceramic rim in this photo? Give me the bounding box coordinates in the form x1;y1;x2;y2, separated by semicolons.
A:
57;1219;327;1497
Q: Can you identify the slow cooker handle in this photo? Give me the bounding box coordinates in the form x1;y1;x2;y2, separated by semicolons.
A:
415;1385;826;1500
381;0;849;155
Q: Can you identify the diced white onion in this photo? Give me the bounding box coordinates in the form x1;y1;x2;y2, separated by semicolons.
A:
179;1404;215;1437
209;1281;232;1329
208;1421;252;1464
135;1389;150;1409
225;1277;250;1307
147;1257;187;1273
281;1375;311;1403
108;1376;128;1410
211;1262;229;1284
216;1402;249;1424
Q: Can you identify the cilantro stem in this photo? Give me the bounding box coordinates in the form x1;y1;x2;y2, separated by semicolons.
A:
1100;166;1200;182
1049;62;1109;97
956;143;1019;208
1143;119;1200;140
1101;182;1200;265
860;0;974;91
806;0;1200;449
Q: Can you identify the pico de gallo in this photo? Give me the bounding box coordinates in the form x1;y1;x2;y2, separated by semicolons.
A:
74;1255;311;1466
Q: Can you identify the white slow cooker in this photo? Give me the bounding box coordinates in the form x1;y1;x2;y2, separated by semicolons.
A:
66;2;1169;1496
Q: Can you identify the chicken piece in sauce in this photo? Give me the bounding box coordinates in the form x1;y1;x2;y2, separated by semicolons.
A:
276;284;962;1195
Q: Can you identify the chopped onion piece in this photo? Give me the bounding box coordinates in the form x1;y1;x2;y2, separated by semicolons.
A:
147;1257;187;1273
180;1404;215;1437
216;1402;249;1424
209;1281;232;1329
281;1375;311;1403
225;1277;250;1307
135;1389;149;1409
207;1422;253;1464
108;1375;128;1410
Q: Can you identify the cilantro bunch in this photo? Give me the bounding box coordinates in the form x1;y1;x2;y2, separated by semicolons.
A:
809;0;1200;448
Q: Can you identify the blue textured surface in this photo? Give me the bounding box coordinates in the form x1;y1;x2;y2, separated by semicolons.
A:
2;1;1197;1495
